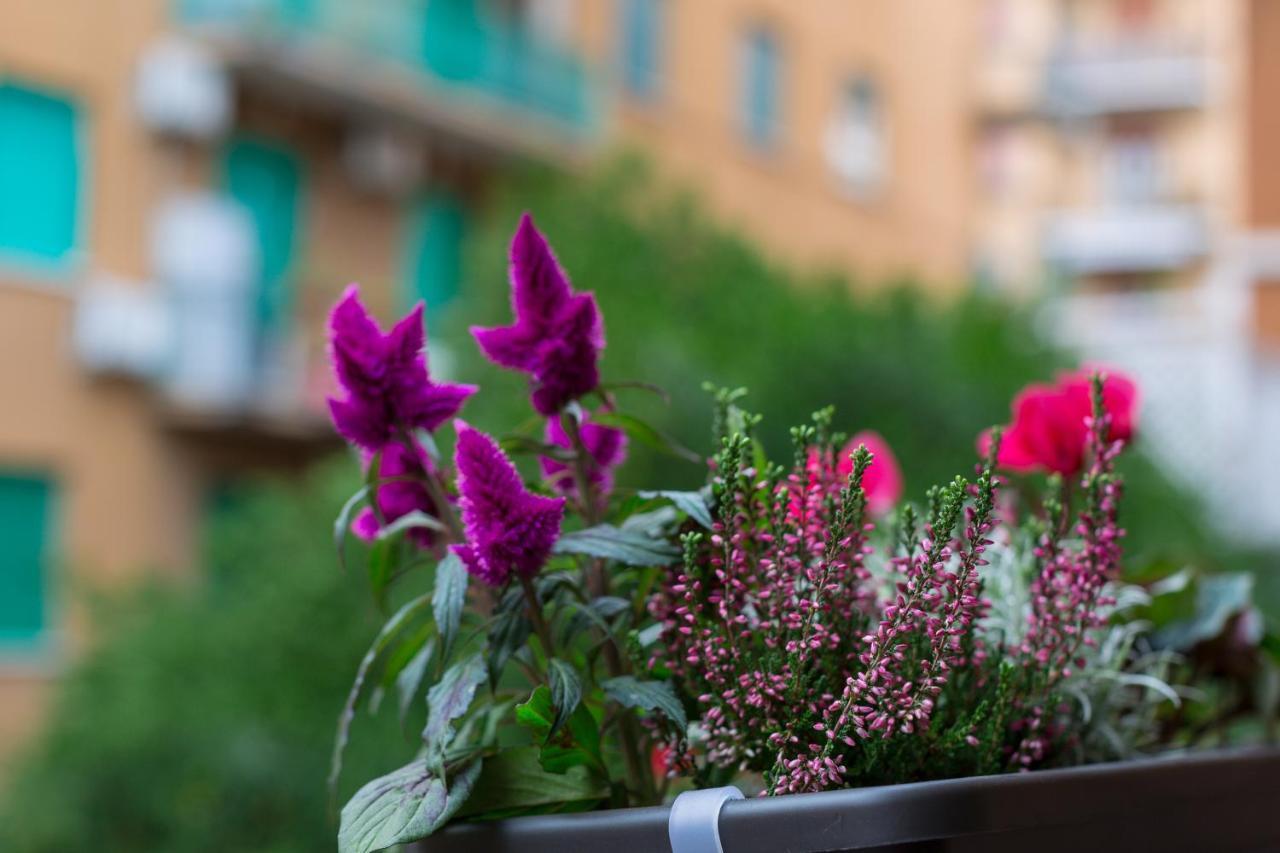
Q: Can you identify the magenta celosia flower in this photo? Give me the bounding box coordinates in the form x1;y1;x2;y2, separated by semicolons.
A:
450;420;566;586
540;411;628;500
978;368;1138;476
471;214;604;416
327;284;477;452
351;441;442;550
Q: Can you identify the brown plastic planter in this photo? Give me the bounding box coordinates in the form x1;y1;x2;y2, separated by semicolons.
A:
420;747;1280;852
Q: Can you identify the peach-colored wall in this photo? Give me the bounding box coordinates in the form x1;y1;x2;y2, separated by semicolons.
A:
578;0;979;288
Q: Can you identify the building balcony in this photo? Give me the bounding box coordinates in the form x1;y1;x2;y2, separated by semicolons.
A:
1043;43;1205;117
1042;204;1207;275
172;0;596;160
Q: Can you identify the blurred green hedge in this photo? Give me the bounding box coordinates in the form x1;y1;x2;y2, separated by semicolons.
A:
0;463;410;853
443;156;1235;571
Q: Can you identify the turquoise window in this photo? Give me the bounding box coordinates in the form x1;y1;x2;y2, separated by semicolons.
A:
620;0;663;99
221;137;304;332
0;81;81;269
741;27;781;149
422;0;486;82
0;474;54;648
404;191;468;314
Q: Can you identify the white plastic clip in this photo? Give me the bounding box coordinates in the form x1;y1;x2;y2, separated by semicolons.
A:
668;785;744;853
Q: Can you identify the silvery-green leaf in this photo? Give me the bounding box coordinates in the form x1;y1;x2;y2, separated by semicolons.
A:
424;654;487;757
547;658;583;738
333;486;371;573
553;524;679;566
338;758;480;853
433;551;468;661
375;510;447;541
602;676;687;730
638;489;714;529
396;639;435;727
329;593;431;803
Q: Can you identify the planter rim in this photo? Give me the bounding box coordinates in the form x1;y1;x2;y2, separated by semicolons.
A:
424;746;1280;852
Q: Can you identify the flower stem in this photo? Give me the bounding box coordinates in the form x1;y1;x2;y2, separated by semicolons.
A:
560;408;654;804
520;574;556;664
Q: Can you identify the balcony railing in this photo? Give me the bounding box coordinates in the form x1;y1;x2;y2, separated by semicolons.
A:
1042;205;1206;275
1043;43;1205;116
174;0;594;148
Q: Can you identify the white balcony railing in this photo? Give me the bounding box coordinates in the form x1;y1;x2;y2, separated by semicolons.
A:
1043;205;1206;275
1043;46;1205;116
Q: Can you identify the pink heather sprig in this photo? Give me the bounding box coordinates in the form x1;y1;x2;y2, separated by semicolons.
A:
653;403;1148;796
784;475;972;795
1008;377;1125;767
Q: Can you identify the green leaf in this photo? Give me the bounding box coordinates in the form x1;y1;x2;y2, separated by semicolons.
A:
1155;572;1255;651
637;490;714;529
338;758;480;853
553;524;680;566
367;537;399;609
486;606;532;690
433;551;468;662
395;638;435;727
333;486;370;573
328;593;432;804
515;685;604;774
459;747;608;821
546;658;583;738
590;410;702;463
424;654;487;760
602;676;687;731
375;510;447;541
560;597;630;647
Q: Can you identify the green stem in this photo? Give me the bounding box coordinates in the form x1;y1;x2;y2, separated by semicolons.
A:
560;409;654;804
520;574;556;665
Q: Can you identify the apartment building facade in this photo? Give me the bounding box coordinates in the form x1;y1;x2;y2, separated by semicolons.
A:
0;0;593;767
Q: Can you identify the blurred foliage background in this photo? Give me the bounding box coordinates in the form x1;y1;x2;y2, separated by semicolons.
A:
2;158;1275;851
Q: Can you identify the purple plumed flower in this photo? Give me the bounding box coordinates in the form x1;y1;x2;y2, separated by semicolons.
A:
327;284;477;452
540;411;628;501
450;420;566;587
471;214;604;416
351;441;443;551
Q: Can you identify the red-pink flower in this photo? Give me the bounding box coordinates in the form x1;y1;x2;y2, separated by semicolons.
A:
804;430;903;516
979;368;1138;476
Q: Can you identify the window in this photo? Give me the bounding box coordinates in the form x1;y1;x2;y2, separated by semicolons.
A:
0;474;54;648
0;81;81;270
620;0;663;99
221;137;304;333
403;191;468;313
741;26;781;149
825;75;888;198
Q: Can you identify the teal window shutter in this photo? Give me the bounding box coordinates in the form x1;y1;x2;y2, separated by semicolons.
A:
221;137;304;332
741;28;780;149
0;474;53;647
0;81;81;268
621;0;662;99
404;191;468;313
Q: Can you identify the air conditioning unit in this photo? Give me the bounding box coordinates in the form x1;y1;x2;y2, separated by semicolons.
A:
135;36;233;140
73;275;171;379
150;192;259;410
